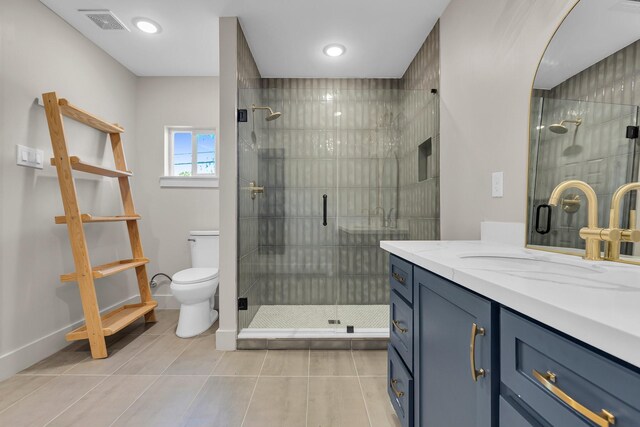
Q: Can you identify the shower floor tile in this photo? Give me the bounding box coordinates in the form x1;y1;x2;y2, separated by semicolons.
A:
247;305;389;329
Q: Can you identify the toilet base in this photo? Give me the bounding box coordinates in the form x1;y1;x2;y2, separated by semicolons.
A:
176;300;218;338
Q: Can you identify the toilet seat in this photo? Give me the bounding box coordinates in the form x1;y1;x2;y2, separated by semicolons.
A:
172;268;219;285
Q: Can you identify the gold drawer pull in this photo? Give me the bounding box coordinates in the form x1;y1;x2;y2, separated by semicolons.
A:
469;323;486;382
390;379;405;398
392;272;406;284
392;320;408;333
532;370;616;427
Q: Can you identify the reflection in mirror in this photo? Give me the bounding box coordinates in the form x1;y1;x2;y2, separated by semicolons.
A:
527;0;640;261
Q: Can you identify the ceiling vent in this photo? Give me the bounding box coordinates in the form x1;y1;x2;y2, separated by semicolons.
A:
79;9;130;31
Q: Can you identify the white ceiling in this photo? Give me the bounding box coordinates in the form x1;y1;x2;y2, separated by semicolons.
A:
534;0;640;90
40;0;450;78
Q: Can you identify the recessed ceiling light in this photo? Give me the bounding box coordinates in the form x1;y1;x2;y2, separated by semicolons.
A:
323;44;346;57
334;112;342;117
133;18;161;34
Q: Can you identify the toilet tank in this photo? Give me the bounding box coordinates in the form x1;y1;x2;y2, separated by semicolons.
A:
189;230;219;269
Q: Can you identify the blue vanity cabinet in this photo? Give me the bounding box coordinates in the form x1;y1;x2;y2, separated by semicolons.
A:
413;267;498;427
500;309;640;426
388;255;415;427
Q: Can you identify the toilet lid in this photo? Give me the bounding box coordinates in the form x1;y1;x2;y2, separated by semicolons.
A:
172;268;219;285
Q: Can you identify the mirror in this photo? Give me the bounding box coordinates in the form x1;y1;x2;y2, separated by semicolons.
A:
527;0;640;261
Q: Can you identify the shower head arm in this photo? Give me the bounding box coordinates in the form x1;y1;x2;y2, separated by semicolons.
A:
252;104;273;113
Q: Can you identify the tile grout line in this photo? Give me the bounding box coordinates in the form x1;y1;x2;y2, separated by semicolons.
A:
0;375;57;416
107;375;162;427
352;350;374;427
0;337;147;418
158;333;198;376
305;349;311;427
42;375;111;427
239;349;268;427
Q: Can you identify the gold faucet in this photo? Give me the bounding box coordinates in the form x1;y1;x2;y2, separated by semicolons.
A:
605;183;640;261
548;180;621;260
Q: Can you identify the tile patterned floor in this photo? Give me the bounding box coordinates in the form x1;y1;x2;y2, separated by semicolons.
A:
0;310;400;427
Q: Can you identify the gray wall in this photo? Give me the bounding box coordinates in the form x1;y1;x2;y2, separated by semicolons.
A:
0;0;138;378
439;0;579;239
134;77;220;302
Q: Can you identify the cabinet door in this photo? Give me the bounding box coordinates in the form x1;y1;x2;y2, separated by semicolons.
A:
414;268;496;427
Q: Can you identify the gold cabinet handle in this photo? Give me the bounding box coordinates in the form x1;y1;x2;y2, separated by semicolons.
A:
392;320;408;333
469;323;485;382
390;379;405;398
392;272;405;284
532;370;615;427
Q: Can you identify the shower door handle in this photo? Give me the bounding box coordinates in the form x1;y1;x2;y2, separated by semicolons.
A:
322;194;328;226
535;204;552;235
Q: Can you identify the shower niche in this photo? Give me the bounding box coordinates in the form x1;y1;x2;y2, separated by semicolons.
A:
418;138;432;182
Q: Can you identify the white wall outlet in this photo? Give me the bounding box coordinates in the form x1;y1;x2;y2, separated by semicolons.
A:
491;171;504;198
16;145;44;170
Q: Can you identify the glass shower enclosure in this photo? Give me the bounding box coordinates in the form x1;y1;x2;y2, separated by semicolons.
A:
236;82;435;338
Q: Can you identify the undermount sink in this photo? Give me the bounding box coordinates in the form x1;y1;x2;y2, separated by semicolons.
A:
457;253;604;275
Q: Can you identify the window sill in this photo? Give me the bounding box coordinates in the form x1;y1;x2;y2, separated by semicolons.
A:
159;176;219;188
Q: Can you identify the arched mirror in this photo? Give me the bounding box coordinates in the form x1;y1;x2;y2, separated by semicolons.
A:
527;0;640;262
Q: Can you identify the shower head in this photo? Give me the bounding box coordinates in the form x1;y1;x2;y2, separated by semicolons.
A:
266;111;281;121
549;118;582;134
252;104;282;122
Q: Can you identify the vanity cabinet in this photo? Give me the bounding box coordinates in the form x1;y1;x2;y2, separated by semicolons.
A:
387;255;497;427
387;254;640;427
413;267;497;427
500;309;640;426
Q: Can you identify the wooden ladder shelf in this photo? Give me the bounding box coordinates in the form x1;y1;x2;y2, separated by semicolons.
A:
42;91;157;359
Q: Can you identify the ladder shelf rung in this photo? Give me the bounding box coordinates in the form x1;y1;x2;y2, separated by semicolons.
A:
66;301;158;341
58;99;124;133
50;156;132;178
60;258;149;282
55;214;141;224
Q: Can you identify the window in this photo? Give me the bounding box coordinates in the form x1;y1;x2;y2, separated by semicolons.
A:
161;127;218;188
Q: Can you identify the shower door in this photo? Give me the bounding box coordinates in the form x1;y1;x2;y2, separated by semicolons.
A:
529;97;640;251
237;83;434;337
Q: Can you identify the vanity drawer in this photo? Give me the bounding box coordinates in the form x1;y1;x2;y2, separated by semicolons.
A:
390;255;413;304
388;344;414;427
501;309;640;427
390;290;413;370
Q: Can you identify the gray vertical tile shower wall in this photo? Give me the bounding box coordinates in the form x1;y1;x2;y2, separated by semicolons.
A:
399;21;441;241
237;23;441;329
529;39;640;249
237;25;264;330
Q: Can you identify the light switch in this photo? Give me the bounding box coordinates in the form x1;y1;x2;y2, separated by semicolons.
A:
492;172;504;198
16;144;44;170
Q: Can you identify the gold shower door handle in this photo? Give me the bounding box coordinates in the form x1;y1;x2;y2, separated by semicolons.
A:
390;379;405;398
248;181;264;200
392;320;408;333
532;370;615;426
469;323;485;382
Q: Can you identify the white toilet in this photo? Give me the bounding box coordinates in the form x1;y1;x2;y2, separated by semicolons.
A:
171;230;220;338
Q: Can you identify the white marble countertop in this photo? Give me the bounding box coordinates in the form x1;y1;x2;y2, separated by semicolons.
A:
380;240;640;368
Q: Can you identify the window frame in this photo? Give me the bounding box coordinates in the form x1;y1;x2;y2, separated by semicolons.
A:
161;126;219;188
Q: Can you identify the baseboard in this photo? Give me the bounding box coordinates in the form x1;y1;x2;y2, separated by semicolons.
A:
215;329;237;350
0;295;139;381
